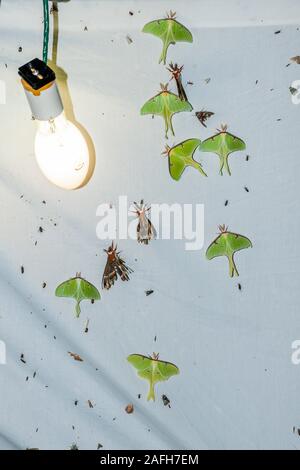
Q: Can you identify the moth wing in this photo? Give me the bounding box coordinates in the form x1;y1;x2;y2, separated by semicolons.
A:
168;152;186;181
156;361;180;382
226;232;252;253
115;255;132;280
102;259;117;289
206;234;227;259
137;215;156;243
148;218;157;239
80;279;101;301
169;139;201;181
167;93;193;114
140;94;164;116
142;19;169;39
127;354;153;380
200;133;222;154
55;278;78;300
172;138;201;157
225;133;246;153
171;20;193;43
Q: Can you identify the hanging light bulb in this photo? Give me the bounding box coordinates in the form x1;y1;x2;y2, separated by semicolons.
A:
18;58;89;190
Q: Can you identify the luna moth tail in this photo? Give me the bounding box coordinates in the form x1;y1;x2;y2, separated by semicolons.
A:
223;153;231;176
164;112;175;139
169;117;175;137
159;42;168;65
147;382;156;401
75;302;81;318
228;255;239;277
219;156;224;176
219;152;231;176
195;162;208;178
163;110;172;139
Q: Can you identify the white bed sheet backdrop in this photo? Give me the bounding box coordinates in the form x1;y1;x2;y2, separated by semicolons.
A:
0;0;300;450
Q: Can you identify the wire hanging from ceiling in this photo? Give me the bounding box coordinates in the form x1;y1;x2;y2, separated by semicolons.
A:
42;0;50;63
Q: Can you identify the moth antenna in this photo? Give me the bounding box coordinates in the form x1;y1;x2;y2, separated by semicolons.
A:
218;224;228;233
217;123;228;133
167;10;176;19
160;83;169;92
162;144;171;156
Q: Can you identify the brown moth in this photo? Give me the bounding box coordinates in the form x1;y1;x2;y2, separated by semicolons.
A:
102;242;133;290
133;200;156;245
167;63;188;101
195;110;214;128
290;56;300;64
68;352;83;362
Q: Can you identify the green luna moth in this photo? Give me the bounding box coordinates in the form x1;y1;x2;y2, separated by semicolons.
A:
206;225;252;277
142;11;193;65
141;83;193;139
55;273;100;317
127;353;179;401
162;138;207;180
200;125;246;175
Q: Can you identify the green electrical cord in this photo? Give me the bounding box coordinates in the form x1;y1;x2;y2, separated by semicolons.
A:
42;0;50;63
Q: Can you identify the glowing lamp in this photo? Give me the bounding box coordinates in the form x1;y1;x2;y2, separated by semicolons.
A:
18;58;89;190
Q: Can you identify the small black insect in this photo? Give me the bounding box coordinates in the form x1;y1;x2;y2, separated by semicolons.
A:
244;186;249;193
21;266;24;274
162;394;171;408
195;110;214;128
274;30;281;34
246;155;250;161
224;200;229;207
238;283;242;291
145;289;154;296
20;353;26;364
